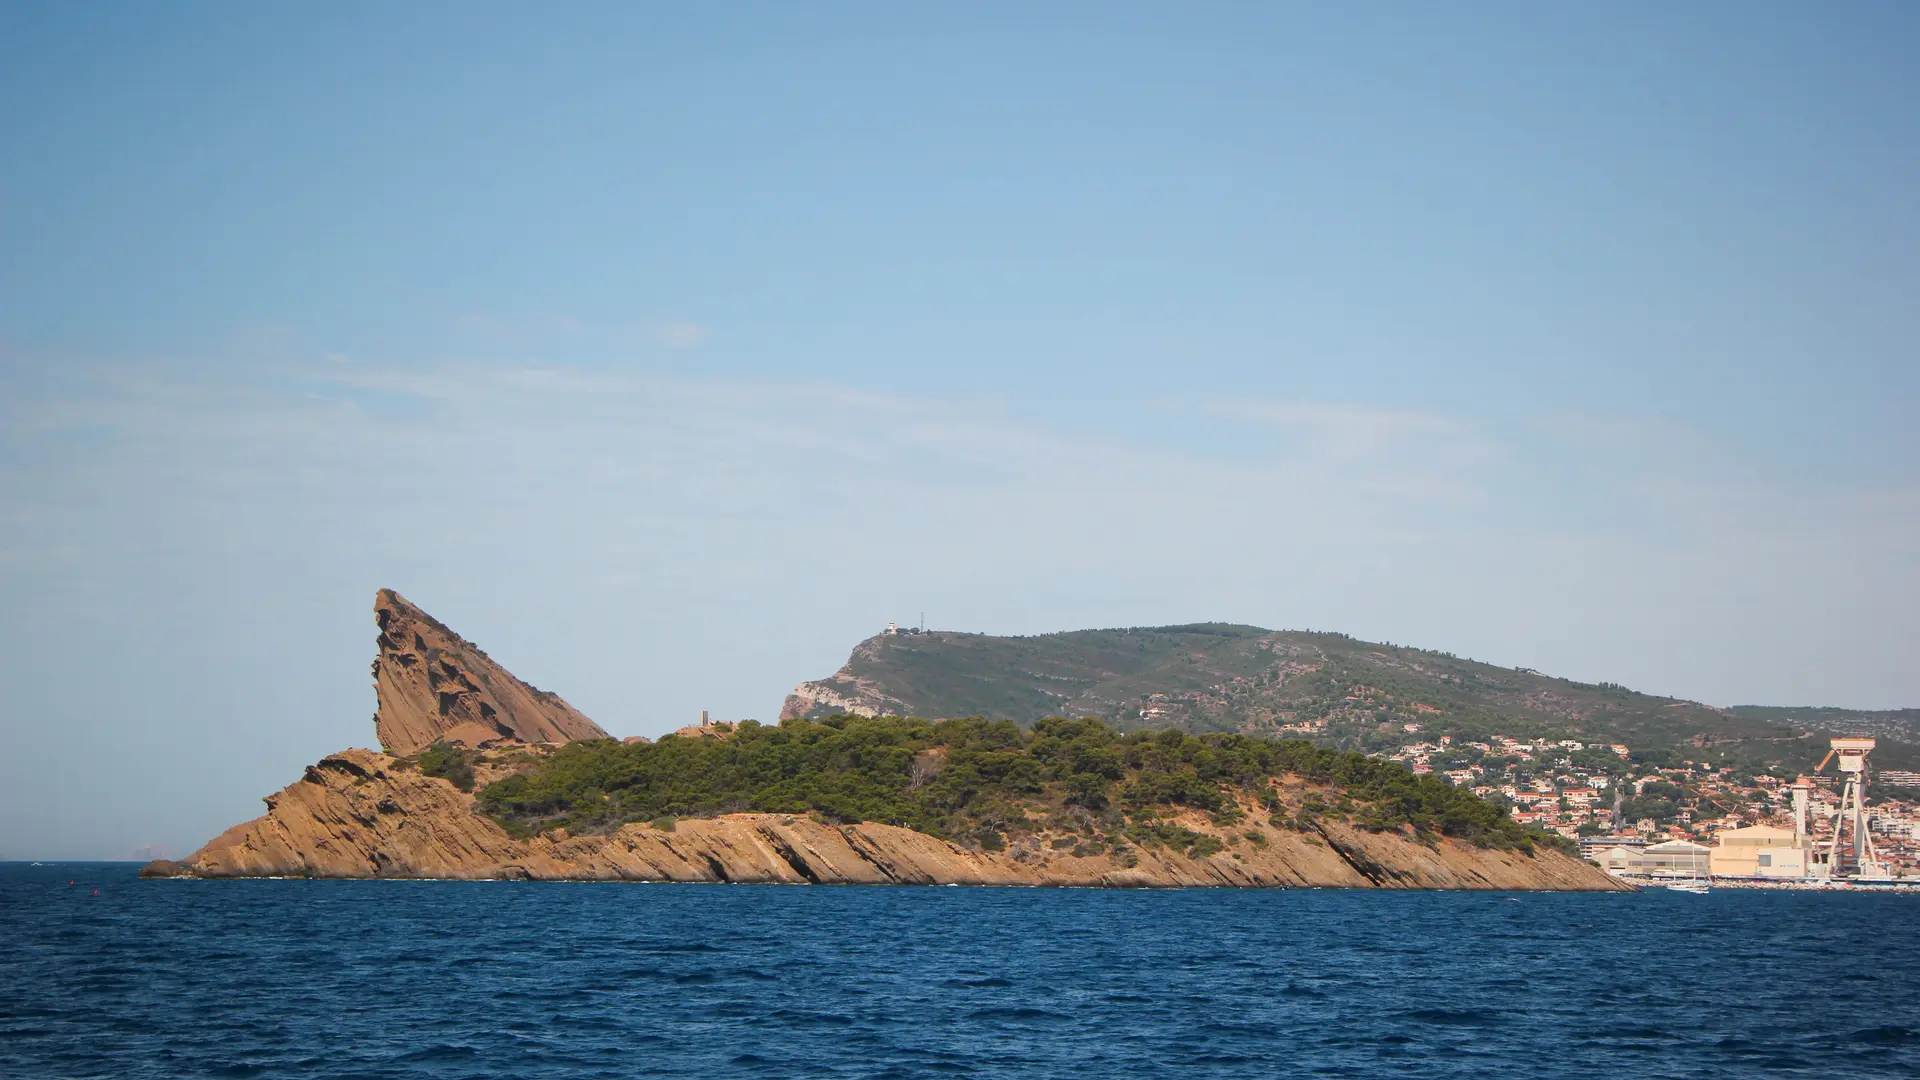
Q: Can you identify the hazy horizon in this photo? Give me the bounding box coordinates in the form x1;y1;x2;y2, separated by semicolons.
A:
4;3;1916;858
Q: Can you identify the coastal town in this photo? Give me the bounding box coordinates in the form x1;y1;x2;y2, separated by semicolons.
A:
1376;730;1920;885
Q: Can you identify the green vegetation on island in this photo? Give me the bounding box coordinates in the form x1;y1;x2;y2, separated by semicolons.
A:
417;739;477;791
474;715;1575;857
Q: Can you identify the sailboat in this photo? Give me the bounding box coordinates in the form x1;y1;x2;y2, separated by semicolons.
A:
1665;856;1710;893
1664;845;1710;892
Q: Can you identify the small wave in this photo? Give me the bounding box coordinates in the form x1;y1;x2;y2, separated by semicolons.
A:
394;1043;479;1062
894;1061;975;1075
1594;1026;1672;1040
941;976;1013;988
1402;1008;1507;1027
965;1007;1070;1023
1199;1021;1278;1039
768;1010;856;1027
1853;1026;1917;1045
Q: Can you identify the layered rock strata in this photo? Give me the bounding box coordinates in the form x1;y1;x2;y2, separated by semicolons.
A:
371;589;608;755
145;748;1626;890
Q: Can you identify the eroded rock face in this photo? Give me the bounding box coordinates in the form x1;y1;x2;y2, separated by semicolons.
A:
371;589;609;755
146;747;1627;890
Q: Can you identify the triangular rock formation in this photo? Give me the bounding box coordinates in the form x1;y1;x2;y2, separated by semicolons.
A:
372;589;609;755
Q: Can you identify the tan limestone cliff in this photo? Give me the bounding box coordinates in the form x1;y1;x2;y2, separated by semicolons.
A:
372;589;609;755
144;747;1627;890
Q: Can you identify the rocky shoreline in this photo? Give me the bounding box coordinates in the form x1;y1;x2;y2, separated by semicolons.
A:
143;746;1625;890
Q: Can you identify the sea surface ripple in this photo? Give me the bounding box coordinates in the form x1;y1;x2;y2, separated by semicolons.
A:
3;864;1918;1078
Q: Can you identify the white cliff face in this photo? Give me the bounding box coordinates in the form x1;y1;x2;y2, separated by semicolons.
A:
781;678;895;719
779;631;927;720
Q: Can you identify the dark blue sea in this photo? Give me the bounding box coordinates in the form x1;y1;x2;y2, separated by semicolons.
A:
3;864;1918;1078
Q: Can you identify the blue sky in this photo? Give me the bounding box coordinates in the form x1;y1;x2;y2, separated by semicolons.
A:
2;3;1916;858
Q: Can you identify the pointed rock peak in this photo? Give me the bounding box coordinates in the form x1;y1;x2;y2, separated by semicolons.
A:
371;589;610;755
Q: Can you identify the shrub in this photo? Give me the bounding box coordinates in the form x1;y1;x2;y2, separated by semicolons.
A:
417;741;477;792
1065;772;1111;809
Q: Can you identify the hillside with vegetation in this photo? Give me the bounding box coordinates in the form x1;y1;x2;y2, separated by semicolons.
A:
1729;706;1920;748
474;715;1574;858
783;625;1919;776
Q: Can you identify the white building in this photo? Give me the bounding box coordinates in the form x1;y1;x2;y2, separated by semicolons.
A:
1601;839;1711;878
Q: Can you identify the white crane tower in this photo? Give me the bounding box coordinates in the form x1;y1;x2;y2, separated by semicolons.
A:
1811;737;1884;880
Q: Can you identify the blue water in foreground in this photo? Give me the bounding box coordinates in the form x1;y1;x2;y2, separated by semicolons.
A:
3;864;1918;1078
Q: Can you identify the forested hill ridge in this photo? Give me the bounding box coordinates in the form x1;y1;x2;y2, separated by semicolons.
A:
1727;706;1920;748
783;625;1919;775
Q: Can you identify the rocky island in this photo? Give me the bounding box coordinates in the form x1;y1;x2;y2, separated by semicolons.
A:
145;591;1625;891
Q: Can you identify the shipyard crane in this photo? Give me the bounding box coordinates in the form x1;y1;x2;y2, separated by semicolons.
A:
1809;737;1883;880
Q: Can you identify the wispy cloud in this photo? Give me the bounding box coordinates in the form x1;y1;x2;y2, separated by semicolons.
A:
1206;400;1499;465
648;321;707;349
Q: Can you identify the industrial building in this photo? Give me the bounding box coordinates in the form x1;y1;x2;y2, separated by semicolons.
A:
1707;825;1808;879
1593;839;1711;878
